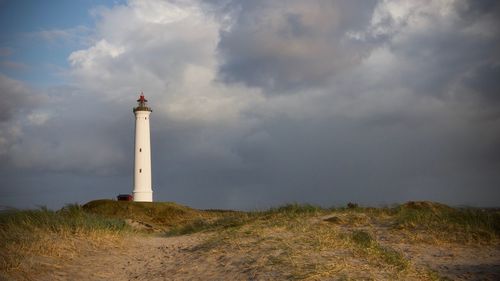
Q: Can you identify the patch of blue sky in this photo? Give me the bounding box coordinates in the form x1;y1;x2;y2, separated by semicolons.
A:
0;0;125;86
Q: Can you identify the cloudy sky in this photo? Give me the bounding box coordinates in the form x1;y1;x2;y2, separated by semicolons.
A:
1;0;499;210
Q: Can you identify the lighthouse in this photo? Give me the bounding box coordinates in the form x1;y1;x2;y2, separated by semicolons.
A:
132;92;153;202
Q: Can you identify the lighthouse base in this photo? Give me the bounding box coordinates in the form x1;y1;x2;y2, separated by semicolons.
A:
133;191;153;202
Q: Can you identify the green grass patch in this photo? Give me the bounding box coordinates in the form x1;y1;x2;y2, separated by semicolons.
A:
393;201;500;242
376;245;408;270
83;199;206;228
351;230;408;270
0;204;128;239
265;203;324;216
351;230;373;248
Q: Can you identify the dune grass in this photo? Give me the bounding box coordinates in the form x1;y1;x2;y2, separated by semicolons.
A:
82;199;223;231
166;214;252;235
265;203;323;216
166;203;324;236
169;202;497;280
161;201;500;245
2;200;498;280
0;204;129;272
351;230;408;270
185;204;421;280
389;202;500;243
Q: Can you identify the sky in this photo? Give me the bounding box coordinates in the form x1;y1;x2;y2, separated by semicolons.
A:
1;0;499;210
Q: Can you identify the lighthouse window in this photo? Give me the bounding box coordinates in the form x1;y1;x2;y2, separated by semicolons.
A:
145;117;147;120
139;169;142;173
139;148;142;152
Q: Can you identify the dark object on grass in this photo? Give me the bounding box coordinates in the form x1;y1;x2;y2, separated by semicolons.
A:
117;194;133;201
347;202;358;209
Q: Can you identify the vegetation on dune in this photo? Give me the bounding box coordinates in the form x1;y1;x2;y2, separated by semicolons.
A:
351;230;408;270
186;204;420;280
2;204;128;234
2;200;498;280
83;200;197;224
167;203;323;235
0;204;129;272
161;201;500;245
178;201;499;241
166;214;252;236
265;203;323;216
164;201;498;280
82;199;230;231
391;201;500;243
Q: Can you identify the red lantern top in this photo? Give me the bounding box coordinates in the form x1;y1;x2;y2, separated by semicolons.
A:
133;91;152;112
137;92;148;103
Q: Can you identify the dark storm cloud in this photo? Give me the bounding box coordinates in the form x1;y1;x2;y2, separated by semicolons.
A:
11;91;131;174
3;0;500;210
216;0;500;104
463;63;500;104
456;0;500;20
151;111;500;209
382;2;500;106
0;86;134;208
200;0;500;208
216;0;379;92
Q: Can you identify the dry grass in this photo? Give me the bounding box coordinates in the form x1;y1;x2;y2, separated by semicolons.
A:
169;202;499;280
0;204;129;276
391;202;500;244
82;200;500;245
188;210;421;280
82;199;241;232
2;200;498;280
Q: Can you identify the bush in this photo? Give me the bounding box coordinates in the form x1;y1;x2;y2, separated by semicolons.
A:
351;230;408;270
351;230;373;248
347;202;359;209
266;203;323;216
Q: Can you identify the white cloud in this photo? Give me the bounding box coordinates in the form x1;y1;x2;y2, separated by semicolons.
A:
68;0;262;124
131;0;197;24
69;39;125;68
26;112;51;126
3;0;500;208
0;0;261;175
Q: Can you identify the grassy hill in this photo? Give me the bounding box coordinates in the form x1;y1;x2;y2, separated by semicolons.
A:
1;200;499;280
82;199;247;233
82;200;206;229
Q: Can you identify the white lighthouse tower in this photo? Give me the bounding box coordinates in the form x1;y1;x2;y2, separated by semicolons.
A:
133;92;153;202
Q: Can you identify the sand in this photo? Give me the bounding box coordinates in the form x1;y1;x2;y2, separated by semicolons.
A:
19;233;496;281
3;210;500;281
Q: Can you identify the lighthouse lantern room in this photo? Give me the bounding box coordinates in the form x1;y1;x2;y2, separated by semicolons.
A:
132;92;153;202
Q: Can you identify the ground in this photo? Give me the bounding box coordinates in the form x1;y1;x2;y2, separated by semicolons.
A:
4;205;499;281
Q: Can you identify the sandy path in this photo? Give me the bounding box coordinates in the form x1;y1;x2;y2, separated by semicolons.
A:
35;234;205;281
394;243;500;280
35;233;264;281
22;221;500;281
34;233;500;281
119;235;276;280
